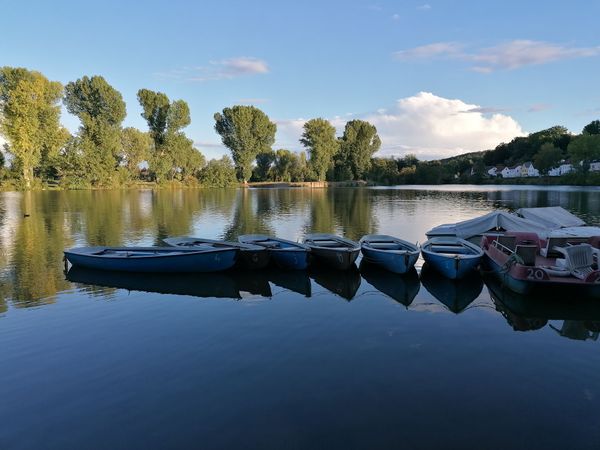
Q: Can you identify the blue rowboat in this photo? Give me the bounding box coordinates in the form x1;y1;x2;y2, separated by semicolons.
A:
303;233;360;270
238;234;310;270
420;237;483;280
163;236;270;270
359;234;419;274
64;245;238;273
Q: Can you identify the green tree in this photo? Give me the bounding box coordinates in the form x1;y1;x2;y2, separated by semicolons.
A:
534;142;563;175
336;120;381;180
120;127;152;178
198;156;238;187
568;134;600;170
64;75;126;186
0;67;68;188
583;120;600;135
254;149;276;181
137;89;195;182
167;132;205;181
300;118;339;181
272;149;303;182
213;105;276;182
367;157;399;184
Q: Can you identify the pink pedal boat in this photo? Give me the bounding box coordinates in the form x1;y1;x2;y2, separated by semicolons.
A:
481;232;600;296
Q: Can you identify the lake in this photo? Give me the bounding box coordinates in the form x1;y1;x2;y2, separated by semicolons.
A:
1;185;600;450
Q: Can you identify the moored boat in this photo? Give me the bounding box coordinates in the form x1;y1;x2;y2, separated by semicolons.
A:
238;234;310;270
163;236;270;270
303;233;360;270
481;232;600;296
359;234;419;274
421;237;483;279
64;245;238;273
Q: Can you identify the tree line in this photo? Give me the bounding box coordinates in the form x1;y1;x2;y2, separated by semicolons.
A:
364;121;600;185
0;66;382;189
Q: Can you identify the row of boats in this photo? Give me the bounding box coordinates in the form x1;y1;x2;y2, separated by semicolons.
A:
63;207;600;298
65;234;421;273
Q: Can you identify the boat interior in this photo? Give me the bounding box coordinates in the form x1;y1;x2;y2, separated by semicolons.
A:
482;232;600;279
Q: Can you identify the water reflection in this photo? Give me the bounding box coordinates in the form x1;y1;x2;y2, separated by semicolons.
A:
485;276;600;340
267;269;312;297
359;262;420;306
0;186;599;315
66;266;245;299
420;263;483;313
309;265;361;300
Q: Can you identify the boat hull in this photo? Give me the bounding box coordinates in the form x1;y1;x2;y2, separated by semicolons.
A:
64;247;238;273
163;237;270;270
421;238;483;280
309;246;359;270
361;247;419;274
271;249;310;270
239;235;310;270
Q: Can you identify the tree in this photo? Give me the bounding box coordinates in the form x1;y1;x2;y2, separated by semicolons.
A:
336;120;381;180
198;156;237;187
300;118;339;181
120;127;152;177
254;149;276;181
583;120;600;135
568;134;600;170
534;142;562;175
137;89;195;182
214;105;276;182
272;149;303;182
64;75;126;186
0;67;68;188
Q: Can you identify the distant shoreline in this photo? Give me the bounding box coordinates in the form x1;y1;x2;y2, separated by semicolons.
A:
1;176;598;192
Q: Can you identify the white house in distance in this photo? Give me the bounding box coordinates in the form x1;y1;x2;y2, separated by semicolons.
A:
521;161;540;177
548;161;574;177
501;165;522;178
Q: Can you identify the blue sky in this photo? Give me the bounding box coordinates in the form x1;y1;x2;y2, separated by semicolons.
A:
2;0;600;160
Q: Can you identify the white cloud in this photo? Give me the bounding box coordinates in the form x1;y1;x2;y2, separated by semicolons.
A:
392;13;400;20
527;103;552;113
274;92;524;160
156;57;269;82
417;4;431;10
364;92;524;159
394;40;600;72
394;42;462;60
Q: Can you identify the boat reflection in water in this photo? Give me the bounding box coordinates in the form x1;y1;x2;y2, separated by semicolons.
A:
485;275;600;340
420;263;483;313
266;268;312;297
359;261;420;306
66;266;271;300
309;264;361;300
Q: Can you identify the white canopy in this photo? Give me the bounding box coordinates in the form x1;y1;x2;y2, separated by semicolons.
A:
426;211;549;240
516;207;586;228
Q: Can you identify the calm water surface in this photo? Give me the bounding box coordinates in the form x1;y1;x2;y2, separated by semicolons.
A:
2;185;600;449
